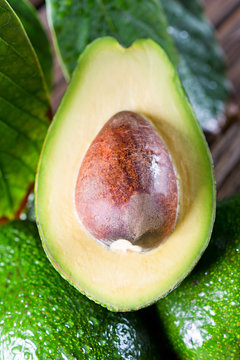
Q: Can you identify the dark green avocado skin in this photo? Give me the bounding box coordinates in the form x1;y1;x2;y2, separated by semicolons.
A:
157;195;240;359
0;221;159;360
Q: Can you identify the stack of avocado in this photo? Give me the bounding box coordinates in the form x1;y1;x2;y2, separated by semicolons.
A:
1;196;239;359
157;195;240;359
0;221;159;359
0;0;239;359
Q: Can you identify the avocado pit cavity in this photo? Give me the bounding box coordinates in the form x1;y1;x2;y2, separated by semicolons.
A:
75;111;178;250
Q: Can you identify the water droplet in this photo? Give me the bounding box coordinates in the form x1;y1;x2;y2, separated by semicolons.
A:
180;30;189;39
88;317;99;326
168;26;174;35
65;320;74;329
81;345;91;354
88;356;96;360
26;194;34;204
98;339;106;346
215;291;223;299
77;329;84;338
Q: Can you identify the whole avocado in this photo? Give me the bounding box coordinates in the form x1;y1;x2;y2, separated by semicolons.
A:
157;195;240;359
0;220;159;360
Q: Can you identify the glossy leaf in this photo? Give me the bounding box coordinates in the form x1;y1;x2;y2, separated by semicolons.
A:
7;0;53;90
0;0;50;220
46;0;177;79
161;0;231;132
46;0;230;132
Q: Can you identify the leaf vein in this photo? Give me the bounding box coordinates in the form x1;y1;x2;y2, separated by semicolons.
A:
0;151;35;174
0;70;49;109
0;159;13;212
0;117;41;154
0;94;48;127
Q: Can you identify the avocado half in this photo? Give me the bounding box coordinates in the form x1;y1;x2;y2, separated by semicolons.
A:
35;37;215;311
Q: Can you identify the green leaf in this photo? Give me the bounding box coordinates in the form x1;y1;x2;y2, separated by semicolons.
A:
47;0;230;133
46;0;177;80
0;0;51;220
161;0;231;133
7;0;53;90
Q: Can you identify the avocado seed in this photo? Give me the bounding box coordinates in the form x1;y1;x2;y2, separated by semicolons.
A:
75;111;178;248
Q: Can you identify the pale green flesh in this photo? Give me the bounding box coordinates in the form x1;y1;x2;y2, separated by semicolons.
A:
36;37;215;311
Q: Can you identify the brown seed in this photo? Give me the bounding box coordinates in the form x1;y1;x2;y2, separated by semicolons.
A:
75;111;178;248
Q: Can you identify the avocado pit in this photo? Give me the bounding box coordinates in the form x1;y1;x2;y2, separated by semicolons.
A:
75;111;178;250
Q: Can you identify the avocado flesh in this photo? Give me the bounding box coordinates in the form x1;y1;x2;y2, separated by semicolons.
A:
0;220;159;360
157;195;240;359
36;37;215;311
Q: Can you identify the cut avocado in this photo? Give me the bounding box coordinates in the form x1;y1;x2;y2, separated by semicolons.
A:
156;195;240;359
0;220;159;359
35;37;215;311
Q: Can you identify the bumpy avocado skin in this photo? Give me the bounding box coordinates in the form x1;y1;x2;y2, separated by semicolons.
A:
0;221;159;360
157;195;240;359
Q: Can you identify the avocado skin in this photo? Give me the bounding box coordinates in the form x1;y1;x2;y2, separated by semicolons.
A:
157;195;240;359
0;221;159;359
